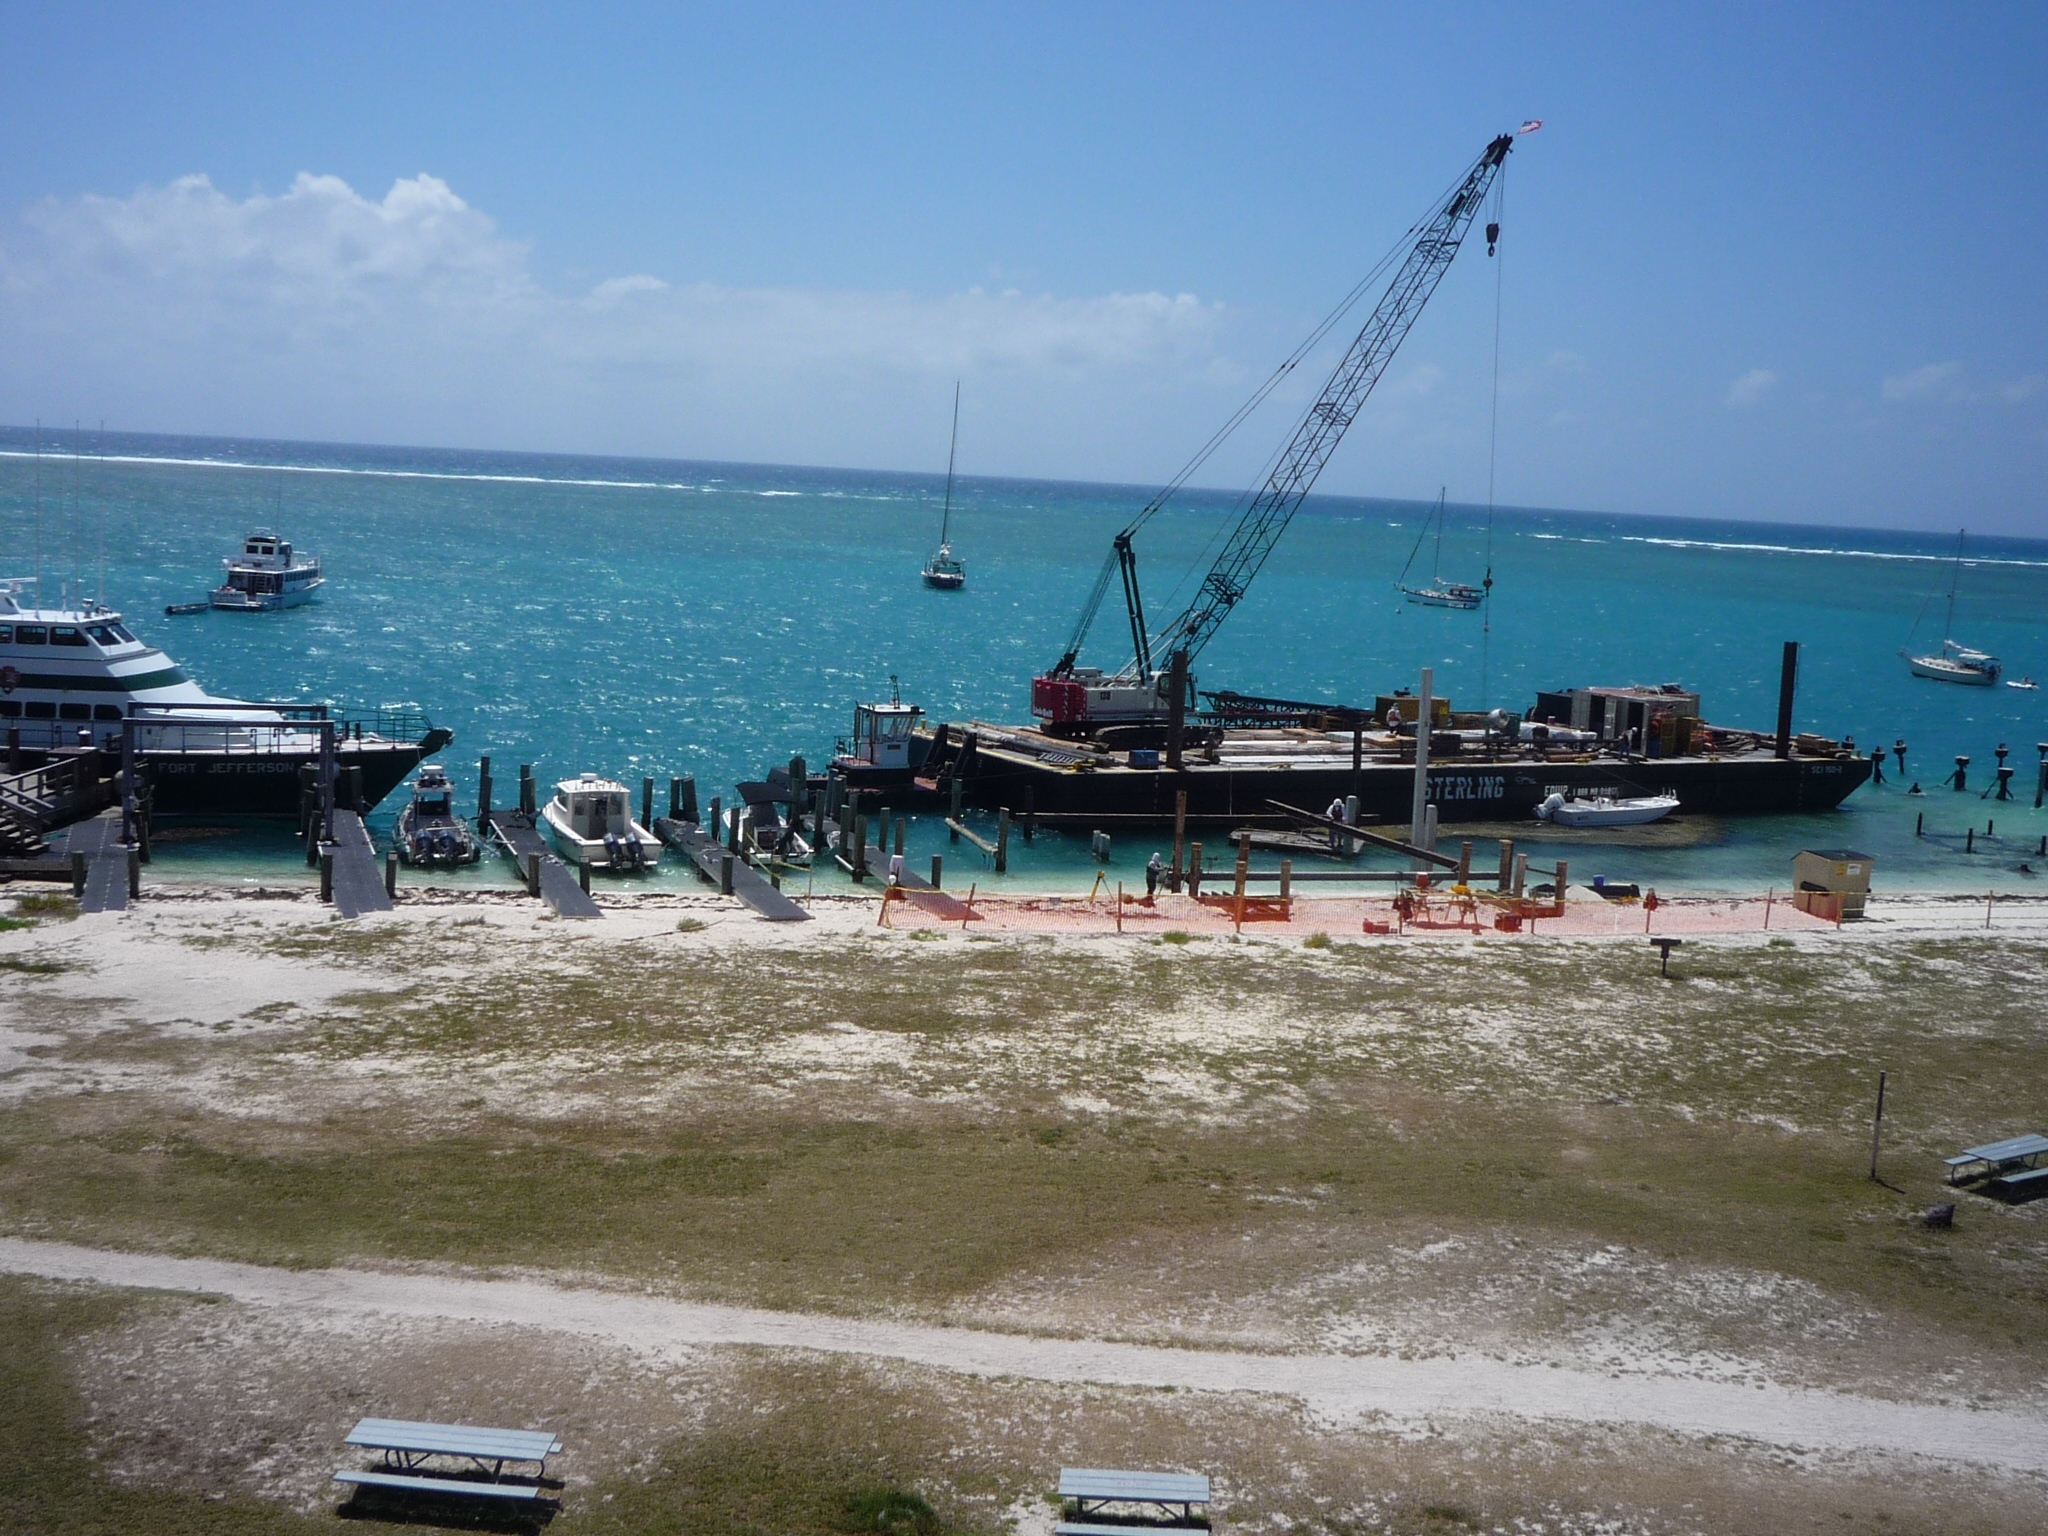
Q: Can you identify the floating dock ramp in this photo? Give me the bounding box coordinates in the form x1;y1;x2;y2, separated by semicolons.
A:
653;818;809;922
482;809;603;919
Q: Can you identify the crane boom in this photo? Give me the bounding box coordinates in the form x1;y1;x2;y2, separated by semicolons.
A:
1034;130;1518;733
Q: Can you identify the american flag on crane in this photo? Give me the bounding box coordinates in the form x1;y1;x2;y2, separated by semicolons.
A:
1518;119;1543;134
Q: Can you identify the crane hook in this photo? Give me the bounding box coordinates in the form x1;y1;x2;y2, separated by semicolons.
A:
1485;221;1500;256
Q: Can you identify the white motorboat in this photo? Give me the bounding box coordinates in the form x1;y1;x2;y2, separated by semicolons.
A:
210;529;324;611
920;383;968;590
541;773;662;871
1901;531;1999;686
1537;790;1679;828
2009;677;2039;691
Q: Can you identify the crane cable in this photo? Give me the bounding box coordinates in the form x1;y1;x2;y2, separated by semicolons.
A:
1062;156;1484;669
1479;164;1507;705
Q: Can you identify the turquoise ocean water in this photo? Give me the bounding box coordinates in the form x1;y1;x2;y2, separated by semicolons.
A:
3;426;2044;896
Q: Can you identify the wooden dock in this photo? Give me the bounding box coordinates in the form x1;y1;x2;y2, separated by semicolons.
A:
652;818;809;922
326;810;394;920
481;809;603;919
62;811;133;914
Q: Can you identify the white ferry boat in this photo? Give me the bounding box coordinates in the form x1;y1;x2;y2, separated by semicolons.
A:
211;530;325;611
0;578;447;814
541;773;662;871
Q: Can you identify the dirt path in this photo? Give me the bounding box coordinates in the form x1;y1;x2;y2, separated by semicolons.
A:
6;1239;2044;1473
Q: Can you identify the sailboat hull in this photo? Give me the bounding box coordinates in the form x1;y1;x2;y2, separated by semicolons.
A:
1906;655;1999;685
922;569;965;590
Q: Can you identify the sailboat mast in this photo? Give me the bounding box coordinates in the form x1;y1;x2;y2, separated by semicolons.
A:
1944;528;1963;639
939;380;960;545
1432;487;1446;579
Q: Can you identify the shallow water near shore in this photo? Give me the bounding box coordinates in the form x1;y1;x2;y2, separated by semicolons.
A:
4;426;2045;896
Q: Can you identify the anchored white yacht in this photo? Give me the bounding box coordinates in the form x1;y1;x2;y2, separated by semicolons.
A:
211;529;325;610
541;773;662;871
0;578;446;813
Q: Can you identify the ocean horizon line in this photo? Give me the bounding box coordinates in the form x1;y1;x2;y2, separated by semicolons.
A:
3;422;2044;565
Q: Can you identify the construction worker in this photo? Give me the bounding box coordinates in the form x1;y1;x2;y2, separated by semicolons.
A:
1146;851;1164;896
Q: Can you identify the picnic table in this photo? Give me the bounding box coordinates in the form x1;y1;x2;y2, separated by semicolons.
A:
1944;1133;2048;1186
333;1418;562;1502
1056;1468;1212;1533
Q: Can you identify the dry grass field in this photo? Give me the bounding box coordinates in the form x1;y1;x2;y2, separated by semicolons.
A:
2;890;2045;1534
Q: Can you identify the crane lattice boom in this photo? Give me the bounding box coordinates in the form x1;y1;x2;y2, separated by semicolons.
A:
1037;130;1517;734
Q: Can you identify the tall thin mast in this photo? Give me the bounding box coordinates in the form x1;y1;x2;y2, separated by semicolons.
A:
1944;528;1963;639
939;380;960;546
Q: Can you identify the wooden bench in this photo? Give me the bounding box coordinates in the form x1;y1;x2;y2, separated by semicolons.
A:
334;1469;542;1501
1990;1166;2048;1202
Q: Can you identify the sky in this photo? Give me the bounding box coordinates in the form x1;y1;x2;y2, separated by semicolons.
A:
0;2;2043;534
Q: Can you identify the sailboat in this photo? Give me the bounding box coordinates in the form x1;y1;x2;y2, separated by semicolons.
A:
1396;488;1483;609
920;382;966;590
1902;529;2001;686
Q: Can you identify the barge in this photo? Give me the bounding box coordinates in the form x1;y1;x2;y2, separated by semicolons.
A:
839;659;1873;828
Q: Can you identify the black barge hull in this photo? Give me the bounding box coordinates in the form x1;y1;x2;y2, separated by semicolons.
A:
140;735;444;816
879;731;1871;825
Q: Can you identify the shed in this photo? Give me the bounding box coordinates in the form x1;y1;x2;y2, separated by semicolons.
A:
1792;848;1873;920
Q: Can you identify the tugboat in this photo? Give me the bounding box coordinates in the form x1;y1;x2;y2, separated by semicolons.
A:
920;383;968;590
395;764;480;866
541;773;662;871
1902;530;2000;686
210;530;325;611
0;578;447;814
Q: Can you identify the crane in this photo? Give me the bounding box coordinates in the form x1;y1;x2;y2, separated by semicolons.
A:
1033;127;1527;733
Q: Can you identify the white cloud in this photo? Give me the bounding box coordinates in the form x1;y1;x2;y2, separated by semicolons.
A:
2002;373;2043;404
0;170;1238;472
1881;361;1964;403
1725;367;1777;409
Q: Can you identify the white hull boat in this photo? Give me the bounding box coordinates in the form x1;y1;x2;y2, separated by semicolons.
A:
1904;642;2001;686
210;530;324;611
1537;791;1679;829
920;383;968;590
1902;533;1999;685
541;773;662;871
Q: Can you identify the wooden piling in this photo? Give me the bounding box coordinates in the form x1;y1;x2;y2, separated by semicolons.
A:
127;845;141;900
319;850;334;903
720;853;735;895
895;816;906;857
1171;790;1188;893
950;776;963;835
526;852;541;896
478;756;493;822
680;775;699;823
1457;841;1472;884
1512;853;1528;898
995;808;1010;873
1189;841;1204;897
580;860;591;895
1498;837;1514;889
930;854;943;889
385;849;398;899
1280;858;1292;903
852;814;868;878
669;776;682;818
709;796;722;846
642;777;654;831
518;764;535;817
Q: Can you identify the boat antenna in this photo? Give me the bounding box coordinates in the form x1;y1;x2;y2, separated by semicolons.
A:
940;380;960;547
32;419;44;613
95;419;106;609
1479;161;1507;704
